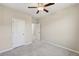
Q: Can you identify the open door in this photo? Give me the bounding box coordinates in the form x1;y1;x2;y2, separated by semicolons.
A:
32;23;40;40
35;23;40;40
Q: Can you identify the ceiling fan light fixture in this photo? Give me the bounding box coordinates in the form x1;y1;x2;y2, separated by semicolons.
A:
28;3;55;14
37;7;44;11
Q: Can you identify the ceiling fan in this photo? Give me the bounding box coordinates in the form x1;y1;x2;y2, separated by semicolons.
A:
28;3;55;14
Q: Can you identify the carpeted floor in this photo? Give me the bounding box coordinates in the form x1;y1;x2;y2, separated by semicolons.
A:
0;40;79;56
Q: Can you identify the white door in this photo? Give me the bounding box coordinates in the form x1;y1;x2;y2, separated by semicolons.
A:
12;18;26;48
34;23;40;40
36;23;40;40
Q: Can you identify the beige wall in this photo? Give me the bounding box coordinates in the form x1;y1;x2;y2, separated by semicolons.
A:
40;4;79;51
0;5;32;51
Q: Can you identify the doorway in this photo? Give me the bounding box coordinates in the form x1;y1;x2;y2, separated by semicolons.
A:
32;23;40;41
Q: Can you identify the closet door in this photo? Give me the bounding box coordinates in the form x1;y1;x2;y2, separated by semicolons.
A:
12;18;26;48
36;23;40;40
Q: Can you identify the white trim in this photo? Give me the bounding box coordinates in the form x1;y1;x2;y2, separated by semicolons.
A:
43;40;79;54
24;42;32;45
0;42;32;54
0;47;14;54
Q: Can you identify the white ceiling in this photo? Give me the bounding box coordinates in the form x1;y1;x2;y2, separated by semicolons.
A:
0;3;76;19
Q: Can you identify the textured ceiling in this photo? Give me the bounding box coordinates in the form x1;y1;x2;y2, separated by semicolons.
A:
1;3;75;19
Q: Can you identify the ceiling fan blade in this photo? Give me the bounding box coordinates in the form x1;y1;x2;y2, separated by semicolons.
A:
36;10;39;14
43;9;48;13
28;7;37;8
44;3;55;7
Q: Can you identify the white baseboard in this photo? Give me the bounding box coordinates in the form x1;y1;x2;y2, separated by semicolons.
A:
25;42;32;45
0;47;14;54
44;40;79;54
0;42;32;54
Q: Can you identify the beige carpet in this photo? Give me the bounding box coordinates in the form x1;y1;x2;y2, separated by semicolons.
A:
0;40;79;56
